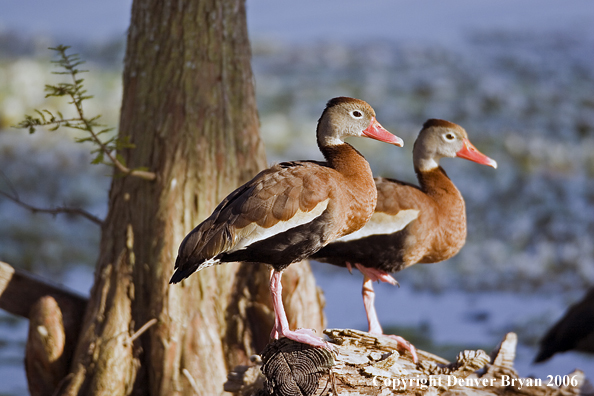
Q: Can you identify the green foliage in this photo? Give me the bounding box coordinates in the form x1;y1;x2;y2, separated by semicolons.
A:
14;45;136;168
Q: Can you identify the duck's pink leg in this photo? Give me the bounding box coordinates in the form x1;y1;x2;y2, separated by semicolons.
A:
269;269;281;340
361;274;418;363
361;275;384;334
269;269;332;350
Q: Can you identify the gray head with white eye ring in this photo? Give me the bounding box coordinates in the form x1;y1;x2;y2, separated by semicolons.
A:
414;119;497;172
316;97;403;148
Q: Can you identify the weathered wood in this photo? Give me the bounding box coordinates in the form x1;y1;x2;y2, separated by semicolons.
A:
25;296;69;396
259;338;334;396
0;261;87;319
226;330;588;396
0;261;88;395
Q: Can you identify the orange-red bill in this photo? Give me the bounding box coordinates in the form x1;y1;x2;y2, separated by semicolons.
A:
456;139;497;168
362;117;404;147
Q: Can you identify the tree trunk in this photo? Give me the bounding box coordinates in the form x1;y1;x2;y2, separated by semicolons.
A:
56;0;325;395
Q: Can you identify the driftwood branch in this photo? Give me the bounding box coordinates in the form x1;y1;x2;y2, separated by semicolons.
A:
25;296;69;396
0;261;89;396
0;261;88;319
226;329;588;396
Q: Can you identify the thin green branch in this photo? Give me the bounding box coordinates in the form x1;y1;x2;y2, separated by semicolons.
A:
14;45;156;181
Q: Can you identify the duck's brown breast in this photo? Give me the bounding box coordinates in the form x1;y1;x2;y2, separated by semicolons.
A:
320;143;377;240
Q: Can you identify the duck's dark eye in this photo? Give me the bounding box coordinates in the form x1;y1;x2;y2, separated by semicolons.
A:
445;133;455;140
351;110;363;118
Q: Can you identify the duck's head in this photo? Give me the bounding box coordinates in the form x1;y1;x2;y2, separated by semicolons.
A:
317;97;403;148
413;119;497;172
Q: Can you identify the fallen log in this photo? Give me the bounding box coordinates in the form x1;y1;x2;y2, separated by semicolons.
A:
25;296;69;396
226;329;589;396
0;261;88;396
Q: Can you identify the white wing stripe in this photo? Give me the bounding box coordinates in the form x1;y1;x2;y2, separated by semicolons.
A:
230;198;330;251
338;209;419;242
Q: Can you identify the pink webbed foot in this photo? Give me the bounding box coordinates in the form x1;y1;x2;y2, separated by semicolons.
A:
372;331;419;364
272;326;333;350
269;269;333;351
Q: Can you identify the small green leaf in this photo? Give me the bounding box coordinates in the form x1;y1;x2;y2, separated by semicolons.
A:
91;151;105;165
34;109;45;121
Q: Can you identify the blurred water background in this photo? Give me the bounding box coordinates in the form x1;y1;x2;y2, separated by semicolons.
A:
1;1;594;394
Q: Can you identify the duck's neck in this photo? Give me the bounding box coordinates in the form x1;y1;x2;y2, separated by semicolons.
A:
320;143;373;179
415;166;463;207
416;166;467;261
416;166;466;245
320;142;377;238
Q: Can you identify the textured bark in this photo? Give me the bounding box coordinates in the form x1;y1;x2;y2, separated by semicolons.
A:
54;0;325;395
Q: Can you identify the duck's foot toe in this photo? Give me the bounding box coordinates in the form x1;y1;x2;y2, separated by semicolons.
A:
279;328;334;351
384;334;418;363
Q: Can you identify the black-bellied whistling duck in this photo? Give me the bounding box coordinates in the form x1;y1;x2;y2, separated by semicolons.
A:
535;287;594;363
311;119;497;361
170;97;403;348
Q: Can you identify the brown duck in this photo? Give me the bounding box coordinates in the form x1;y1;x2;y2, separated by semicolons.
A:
170;97;403;348
312;119;497;360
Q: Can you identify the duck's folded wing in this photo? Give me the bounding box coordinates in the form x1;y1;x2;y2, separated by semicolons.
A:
170;162;333;282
